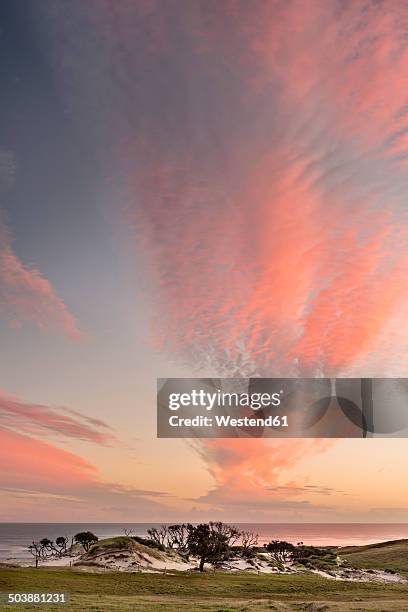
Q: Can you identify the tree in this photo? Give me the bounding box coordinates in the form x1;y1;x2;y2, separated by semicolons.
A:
122;528;134;537
292;543;324;563
210;522;240;546
54;536;68;557
28;541;47;568
240;531;259;558
147;526;169;546
73;531;98;552
166;524;191;552
39;538;54;558
186;522;237;571
28;535;71;566
265;540;295;563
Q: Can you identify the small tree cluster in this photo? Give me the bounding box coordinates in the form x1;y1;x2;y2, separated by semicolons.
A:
186;522;240;571
147;526;169;546
73;531;98;552
265;540;295;563
167;524;190;552
27;531;98;567
147;524;190;551
28;536;69;568
240;531;259;558
147;523;258;570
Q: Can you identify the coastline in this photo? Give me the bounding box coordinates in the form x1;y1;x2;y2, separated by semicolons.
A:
2;535;408;586
2;522;408;563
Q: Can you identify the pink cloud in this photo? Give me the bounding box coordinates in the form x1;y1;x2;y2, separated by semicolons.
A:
191;438;332;519
0;428;172;521
0;428;97;491
0;387;173;520
0;220;84;340
101;3;408;513
0;390;114;445
26;2;407;521
116;2;408;377
44;1;407;375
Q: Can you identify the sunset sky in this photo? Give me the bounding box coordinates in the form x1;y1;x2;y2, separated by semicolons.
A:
1;0;408;523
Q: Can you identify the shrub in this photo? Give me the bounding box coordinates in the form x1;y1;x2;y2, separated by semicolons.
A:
132;536;166;552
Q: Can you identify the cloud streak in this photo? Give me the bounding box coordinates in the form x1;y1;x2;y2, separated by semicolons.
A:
0;390;114;444
0;220;85;340
0;150;84;340
0;427;173;521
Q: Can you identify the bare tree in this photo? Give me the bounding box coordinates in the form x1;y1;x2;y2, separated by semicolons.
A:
166;524;190;551
147;526;169;546
122;528;134;537
28;542;47;568
240;531;259;557
209;522;240;546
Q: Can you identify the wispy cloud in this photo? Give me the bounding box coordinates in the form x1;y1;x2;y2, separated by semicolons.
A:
0;220;85;340
0;390;114;445
0;427;172;521
267;485;346;497
0;387;175;520
38;1;408;375
105;1;408;377
0;149;84;339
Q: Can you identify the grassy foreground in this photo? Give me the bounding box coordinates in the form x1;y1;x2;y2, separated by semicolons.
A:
1;566;408;611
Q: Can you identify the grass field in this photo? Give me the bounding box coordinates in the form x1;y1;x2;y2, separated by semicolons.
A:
340;540;408;575
1;566;408;611
1;540;408;611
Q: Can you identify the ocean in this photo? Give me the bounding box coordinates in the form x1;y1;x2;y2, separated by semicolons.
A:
1;523;408;564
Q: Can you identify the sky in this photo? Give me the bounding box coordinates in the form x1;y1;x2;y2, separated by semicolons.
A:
0;0;408;523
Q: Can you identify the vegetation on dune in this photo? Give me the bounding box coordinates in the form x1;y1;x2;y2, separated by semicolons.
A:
131;535;166;552
73;531;98;552
88;537;135;551
22;525;408;582
85;536;165;561
26;523;258;571
186;522;240;571
27;532;98;567
143;524;339;572
28;536;70;568
340;539;408;575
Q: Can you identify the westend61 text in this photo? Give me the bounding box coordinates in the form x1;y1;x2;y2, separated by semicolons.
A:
169;414;288;428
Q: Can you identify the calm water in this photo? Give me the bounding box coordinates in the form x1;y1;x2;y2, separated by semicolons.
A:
1;523;408;563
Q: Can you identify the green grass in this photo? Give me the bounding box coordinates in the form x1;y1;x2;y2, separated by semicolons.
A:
90;537;133;550
0;567;408;611
340;539;408;575
87;536;165;560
